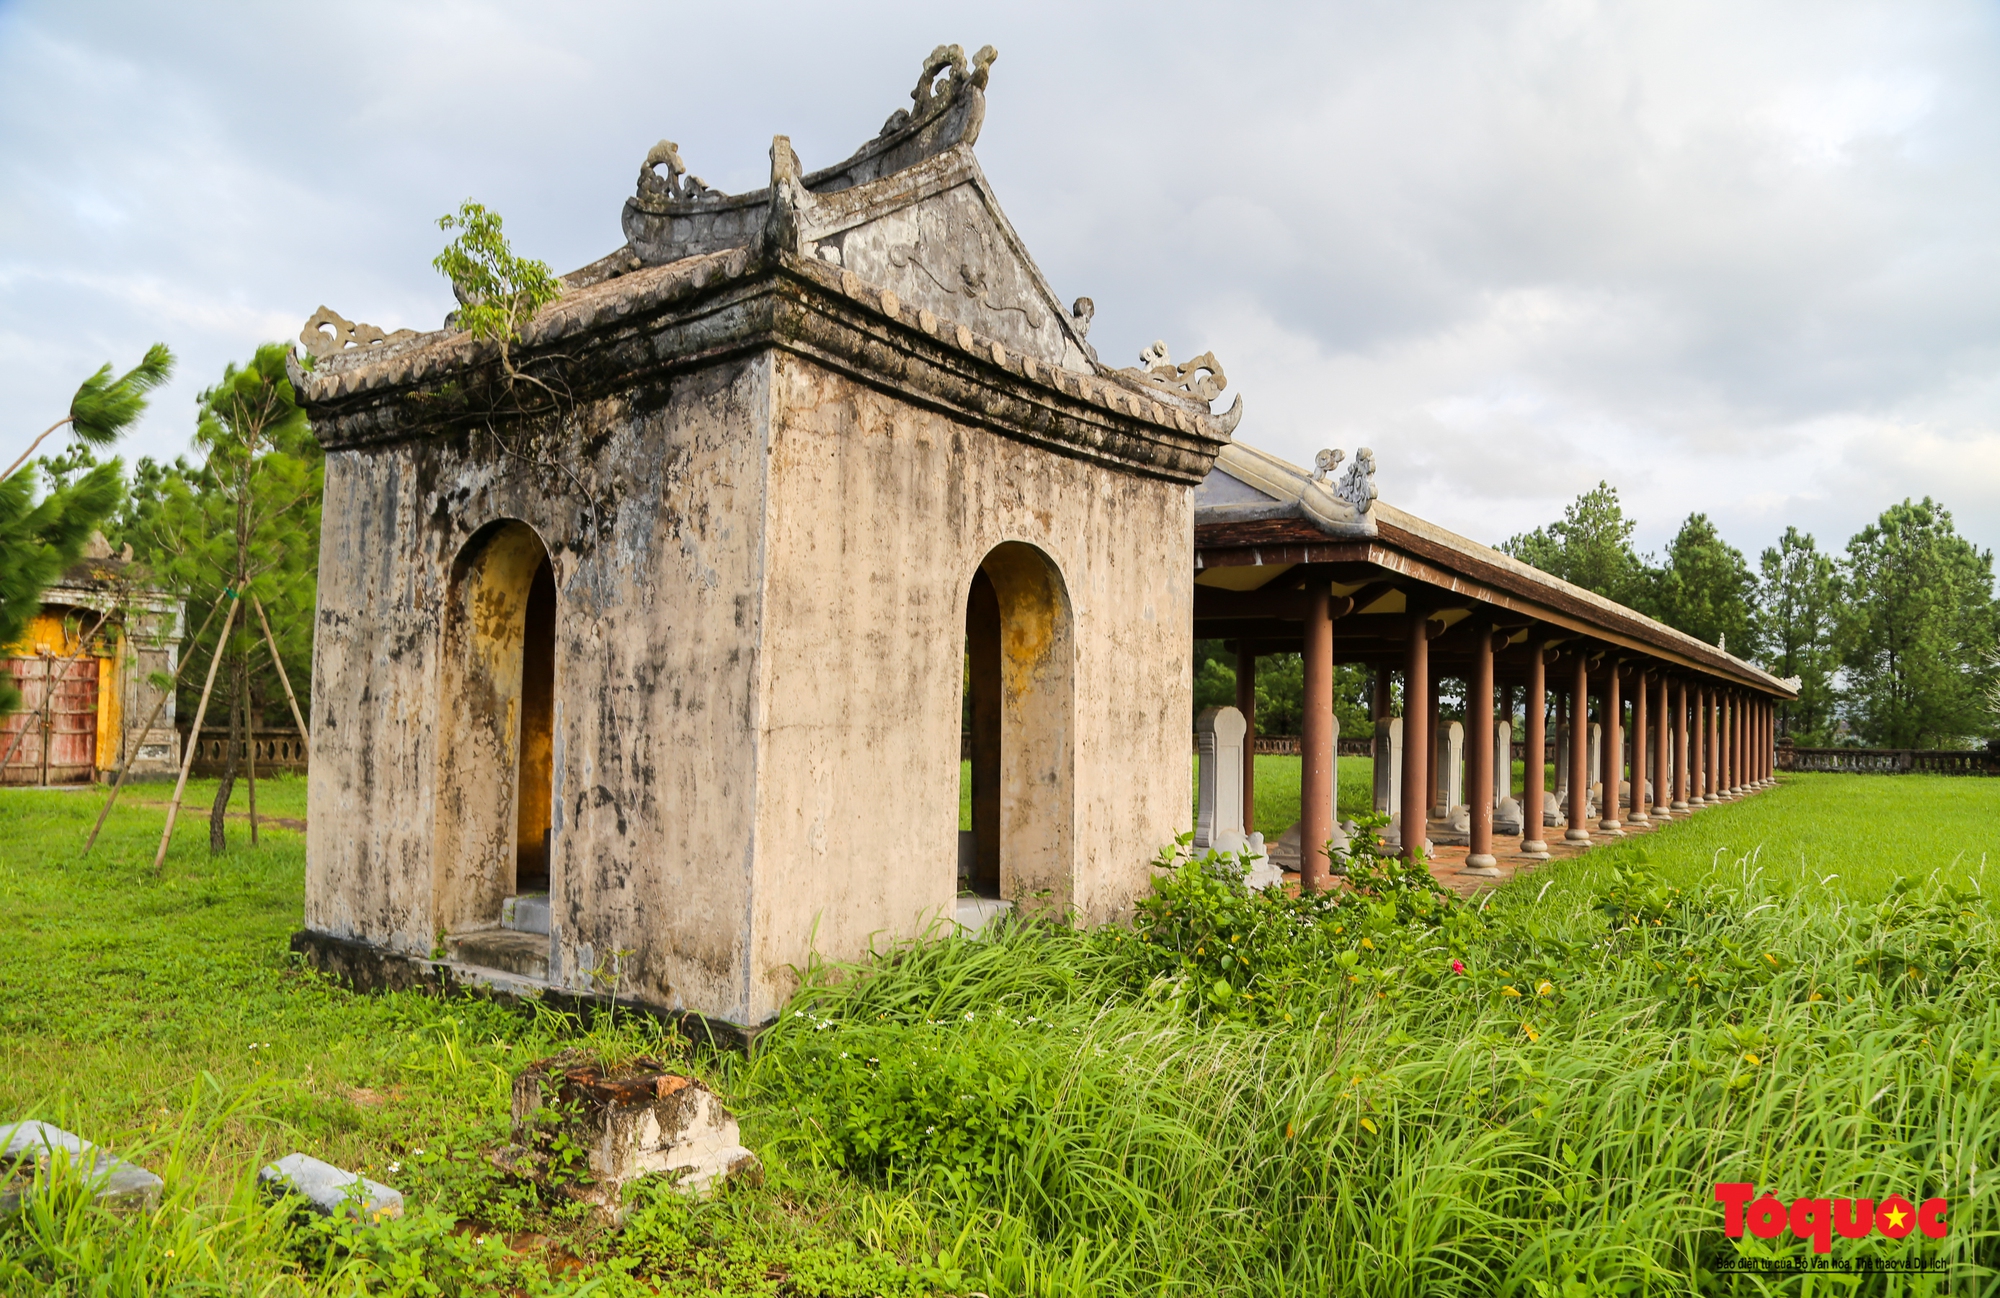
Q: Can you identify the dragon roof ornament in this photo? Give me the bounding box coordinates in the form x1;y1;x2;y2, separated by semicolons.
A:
621;43;998;263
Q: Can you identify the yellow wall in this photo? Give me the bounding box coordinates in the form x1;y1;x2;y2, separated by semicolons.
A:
10;612;77;656
95;633;121;770
7;610;121;771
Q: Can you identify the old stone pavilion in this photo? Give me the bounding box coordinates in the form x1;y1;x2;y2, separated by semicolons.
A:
291;45;1240;1030
292;43;1796;1034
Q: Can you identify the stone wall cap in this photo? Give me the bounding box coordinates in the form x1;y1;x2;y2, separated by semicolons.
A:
295;246;1235;482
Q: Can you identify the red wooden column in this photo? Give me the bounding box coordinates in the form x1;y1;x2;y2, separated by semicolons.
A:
1706;686;1721;802
1300;583;1334;892
1464;623;1499;874
1728;692;1744;796
1629;667;1650;825
1743;694;1752;791
1400;608;1431;863
1653;673;1671;816
1733;692;1745;794
1686;685;1701;806
1755;699;1764;784
1671;678;1690;811
1721;691;1732;795
1566;652;1591;843
1600;660;1624;833
1521;641;1550;858
1426;672;1442;820
1235;642;1257;835
1737;693;1747;793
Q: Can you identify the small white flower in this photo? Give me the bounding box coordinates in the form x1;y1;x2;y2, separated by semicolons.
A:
387;1162;402;1174
413;1149;424;1157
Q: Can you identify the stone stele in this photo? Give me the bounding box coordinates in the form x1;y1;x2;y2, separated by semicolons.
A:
288;42;1238;1030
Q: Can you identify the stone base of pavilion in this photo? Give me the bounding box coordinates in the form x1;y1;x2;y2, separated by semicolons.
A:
1274;807;1705;900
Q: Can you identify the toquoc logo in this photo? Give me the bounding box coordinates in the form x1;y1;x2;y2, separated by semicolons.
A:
1714;1183;1948;1254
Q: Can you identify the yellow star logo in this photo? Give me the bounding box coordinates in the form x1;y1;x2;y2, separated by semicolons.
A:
1884;1205;1908;1230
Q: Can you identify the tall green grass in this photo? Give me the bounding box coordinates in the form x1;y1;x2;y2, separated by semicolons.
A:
737;834;1999;1292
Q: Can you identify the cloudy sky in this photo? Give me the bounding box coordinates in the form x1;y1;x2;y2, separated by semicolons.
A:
4;1;1998;566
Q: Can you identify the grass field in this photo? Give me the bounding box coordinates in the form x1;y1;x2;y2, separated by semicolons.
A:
4;772;1998;1293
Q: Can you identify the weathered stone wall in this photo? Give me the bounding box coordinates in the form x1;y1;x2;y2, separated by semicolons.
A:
746;357;1192;1019
307;340;1195;1025
307;357;775;1018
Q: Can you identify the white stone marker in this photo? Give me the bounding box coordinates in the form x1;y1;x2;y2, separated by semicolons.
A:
1440;721;1466;827
1493;719;1524;835
1324;714;1349;863
260;1153;403;1221
1587;723;1603;818
1374;717;1402;848
1553;721;1569;804
1194;706;1277;888
1194;706;1247;853
1;1120;163;1214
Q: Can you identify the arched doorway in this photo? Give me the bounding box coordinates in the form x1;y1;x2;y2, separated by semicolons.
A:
433;521;557;944
958;542;1074;920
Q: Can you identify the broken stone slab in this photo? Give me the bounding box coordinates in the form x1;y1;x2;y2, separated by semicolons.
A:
501;892;551;935
500;1053;759;1222
0;1120;163;1214
258;1153;403;1222
954;895;1013;935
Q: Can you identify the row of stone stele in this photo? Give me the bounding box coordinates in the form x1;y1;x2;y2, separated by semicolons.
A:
0;1054;758;1228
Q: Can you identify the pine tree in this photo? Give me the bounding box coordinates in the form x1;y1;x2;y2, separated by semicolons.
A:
1839;499;1999;748
1651;513;1759;653
1758;527;1840;742
1499;481;1649;606
0;346;173;719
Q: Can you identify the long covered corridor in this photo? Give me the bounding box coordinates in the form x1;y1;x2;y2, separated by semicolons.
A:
1192;442;1796;890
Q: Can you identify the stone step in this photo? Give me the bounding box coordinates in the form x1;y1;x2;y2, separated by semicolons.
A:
450;929;550;980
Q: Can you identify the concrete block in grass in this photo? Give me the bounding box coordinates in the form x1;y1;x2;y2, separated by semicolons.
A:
1;1120;164;1214
259;1153;403;1222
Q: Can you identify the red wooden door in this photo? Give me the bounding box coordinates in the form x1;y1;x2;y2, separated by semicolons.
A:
1;656;97;784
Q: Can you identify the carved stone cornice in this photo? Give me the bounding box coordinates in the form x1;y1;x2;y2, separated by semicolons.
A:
295;246;1232;484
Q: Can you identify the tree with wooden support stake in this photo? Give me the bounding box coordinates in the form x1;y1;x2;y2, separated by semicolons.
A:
83;588;228;856
153;590;238;872
134;343;318;859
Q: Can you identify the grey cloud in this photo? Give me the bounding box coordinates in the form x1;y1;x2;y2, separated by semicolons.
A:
3;0;1997;567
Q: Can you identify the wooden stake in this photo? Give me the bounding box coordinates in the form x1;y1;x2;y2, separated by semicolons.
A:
83;591;228;855
250;593;308;761
244;652;258;846
153;594;238;872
